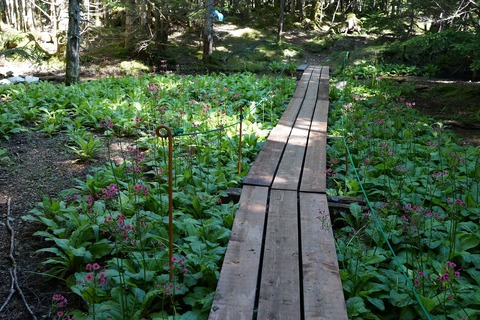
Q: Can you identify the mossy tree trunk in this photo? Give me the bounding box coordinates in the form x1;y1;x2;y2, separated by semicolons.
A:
66;0;81;85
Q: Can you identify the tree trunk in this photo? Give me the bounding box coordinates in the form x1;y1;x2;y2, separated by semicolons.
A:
310;0;323;26
138;0;148;30
9;0;15;26
277;0;285;42
124;0;136;52
331;0;341;23
203;0;214;62
297;0;305;19
154;1;169;52
66;0;81;85
23;0;35;30
16;0;25;31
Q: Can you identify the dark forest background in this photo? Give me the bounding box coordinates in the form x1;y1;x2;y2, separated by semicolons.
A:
1;0;479;79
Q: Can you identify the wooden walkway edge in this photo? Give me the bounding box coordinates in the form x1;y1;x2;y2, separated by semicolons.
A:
209;66;348;320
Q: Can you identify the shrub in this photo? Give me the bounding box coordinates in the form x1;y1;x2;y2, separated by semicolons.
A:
383;29;479;78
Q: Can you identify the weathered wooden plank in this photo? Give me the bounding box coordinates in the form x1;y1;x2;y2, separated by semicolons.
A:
300;66;329;193
293;65;314;98
272;67;320;190
271;125;308;191
296;63;309;80
282;66;316;127
300;66;321;127
310;66;330;133
278;97;304;127
318;66;330;101
244;66;316;187
257;189;301;319
311;99;329;133
299;192;348;319
209;185;269;320
243;124;291;187
300;131;327;193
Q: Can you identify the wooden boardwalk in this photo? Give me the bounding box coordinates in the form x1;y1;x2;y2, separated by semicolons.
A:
209;66;347;320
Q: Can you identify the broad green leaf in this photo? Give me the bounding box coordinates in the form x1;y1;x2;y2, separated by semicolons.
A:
456;233;480;252
346;296;369;316
389;289;412;308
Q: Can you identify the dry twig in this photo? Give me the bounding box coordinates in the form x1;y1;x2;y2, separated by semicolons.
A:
0;198;37;319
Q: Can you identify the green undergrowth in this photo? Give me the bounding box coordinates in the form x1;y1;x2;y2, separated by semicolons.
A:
1;71;296;319
417;85;480;122
328;63;480;319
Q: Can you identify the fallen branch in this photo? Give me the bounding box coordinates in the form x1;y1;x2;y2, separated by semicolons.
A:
0;198;37;319
0;269;15;312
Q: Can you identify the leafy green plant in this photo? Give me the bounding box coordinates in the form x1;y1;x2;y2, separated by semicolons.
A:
67;129;103;162
267;60;297;76
329;66;480;319
0;148;13;166
14;72;295;319
422;63;440;76
384;30;479;77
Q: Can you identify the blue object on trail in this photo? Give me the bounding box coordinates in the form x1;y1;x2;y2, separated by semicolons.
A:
213;10;224;21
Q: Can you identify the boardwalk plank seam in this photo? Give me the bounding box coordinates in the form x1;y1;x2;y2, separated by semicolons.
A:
209;65;348;320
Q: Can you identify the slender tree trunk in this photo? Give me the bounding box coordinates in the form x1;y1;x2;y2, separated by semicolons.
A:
17;0;25;31
407;0;415;37
332;0;341;23
203;0;214;62
24;0;35;30
277;0;285;42
51;0;57;34
6;0;14;26
66;0;81;84
297;0;305;19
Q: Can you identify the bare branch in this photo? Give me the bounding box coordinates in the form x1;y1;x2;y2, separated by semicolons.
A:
0;198;38;319
0;269;15;313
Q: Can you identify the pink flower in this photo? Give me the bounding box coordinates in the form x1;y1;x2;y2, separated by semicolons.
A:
85;273;94;281
92;263;100;270
85;264;93;271
99;272;108;285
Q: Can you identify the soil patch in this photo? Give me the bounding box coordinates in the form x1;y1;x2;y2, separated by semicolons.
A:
0;132;88;318
0;132;133;318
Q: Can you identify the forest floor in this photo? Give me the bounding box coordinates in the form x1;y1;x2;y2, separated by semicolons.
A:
1;26;480;319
